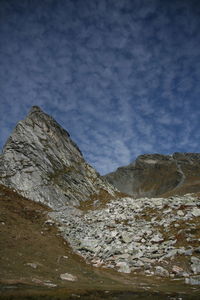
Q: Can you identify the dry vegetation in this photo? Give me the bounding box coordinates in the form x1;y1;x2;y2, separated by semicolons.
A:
0;184;114;290
78;189;128;211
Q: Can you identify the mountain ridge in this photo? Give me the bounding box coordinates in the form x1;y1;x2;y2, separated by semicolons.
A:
104;152;200;198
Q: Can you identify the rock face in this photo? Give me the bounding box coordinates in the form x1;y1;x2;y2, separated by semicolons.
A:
104;153;200;198
0;106;116;209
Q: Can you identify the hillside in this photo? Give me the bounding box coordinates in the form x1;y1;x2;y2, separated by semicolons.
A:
1;184;200;299
0;184;130;295
104;153;200;198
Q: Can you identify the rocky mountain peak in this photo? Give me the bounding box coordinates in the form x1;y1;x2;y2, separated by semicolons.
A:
3;105;81;154
29;105;43;114
0;106;116;209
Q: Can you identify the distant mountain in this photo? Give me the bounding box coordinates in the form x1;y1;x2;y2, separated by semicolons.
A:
0;106;118;209
104;153;200;198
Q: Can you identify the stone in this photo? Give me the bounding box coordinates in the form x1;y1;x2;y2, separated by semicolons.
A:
155;266;169;277
32;278;56;287
132;260;144;267
151;234;164;243
45;219;55;225
184;249;193;256
110;230;118;238
25;263;38;269
164;249;177;259
191;208;200;217
60;273;77;281
172;265;185;276
177;210;184;216
43;281;57;288
117;262;131;273
174;223;180;228
78;238;98;252
132;235;142;242
191;256;200;274
185;275;200;285
121;232;133;243
141;258;155;264
114;253;130;260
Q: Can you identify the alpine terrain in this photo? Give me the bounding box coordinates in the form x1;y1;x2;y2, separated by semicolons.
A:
0;106;200;299
104;153;200;198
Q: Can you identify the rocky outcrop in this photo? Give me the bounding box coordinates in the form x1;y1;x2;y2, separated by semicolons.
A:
104;153;200;198
0;106;116;209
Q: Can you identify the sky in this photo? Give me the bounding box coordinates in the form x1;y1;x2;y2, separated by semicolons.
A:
0;0;200;175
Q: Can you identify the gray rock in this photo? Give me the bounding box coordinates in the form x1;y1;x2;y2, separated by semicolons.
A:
172;265;185;277
185;275;200;285
0;106;117;209
177;210;184;216
191;208;200;217
191;256;200;274
114;253;130;260
155;266;169;277
25;262;38;269
117;261;131;273
184;249;193;256
163;249;177;259
151;234;164;243
60;273;77;281
121;232;133;243
78;238;98;253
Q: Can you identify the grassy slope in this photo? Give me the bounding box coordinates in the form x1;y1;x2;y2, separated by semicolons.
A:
0;184;122;291
1;184;200;298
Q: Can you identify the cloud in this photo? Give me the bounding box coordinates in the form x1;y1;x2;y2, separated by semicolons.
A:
0;0;200;174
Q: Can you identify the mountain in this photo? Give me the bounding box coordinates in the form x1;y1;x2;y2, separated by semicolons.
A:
104;153;200;198
0;106;118;209
1;106;200;296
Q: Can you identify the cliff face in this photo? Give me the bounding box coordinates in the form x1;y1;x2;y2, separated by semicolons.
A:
104;153;200;198
0;106;116;209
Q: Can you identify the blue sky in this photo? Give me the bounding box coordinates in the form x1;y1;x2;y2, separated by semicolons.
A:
0;0;200;174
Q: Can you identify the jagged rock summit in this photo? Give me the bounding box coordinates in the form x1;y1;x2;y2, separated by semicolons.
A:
0;106;116;209
104;153;200;198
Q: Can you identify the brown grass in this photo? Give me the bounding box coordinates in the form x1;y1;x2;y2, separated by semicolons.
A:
0;184;116;288
78;189;128;211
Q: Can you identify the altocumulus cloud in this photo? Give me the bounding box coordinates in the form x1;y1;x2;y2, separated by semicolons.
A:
0;0;200;174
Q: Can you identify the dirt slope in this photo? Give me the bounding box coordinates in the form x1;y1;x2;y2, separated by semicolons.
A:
0;184;119;291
